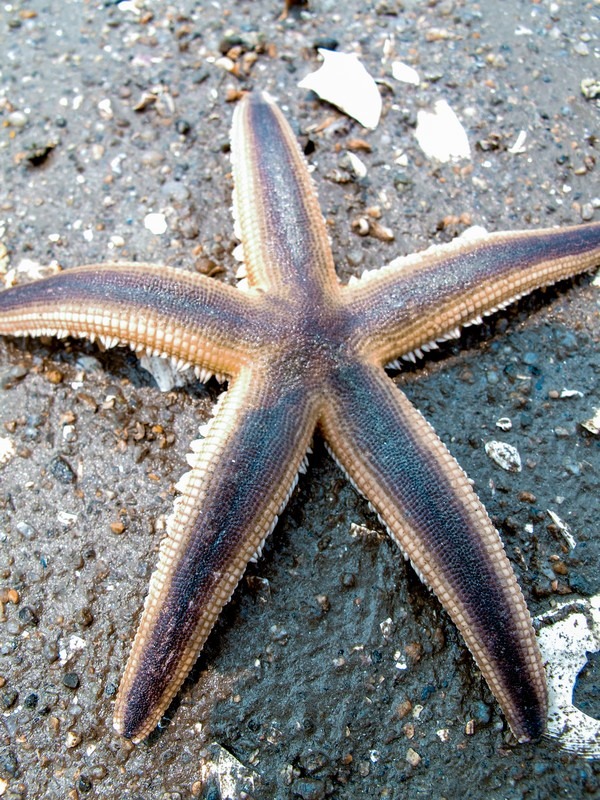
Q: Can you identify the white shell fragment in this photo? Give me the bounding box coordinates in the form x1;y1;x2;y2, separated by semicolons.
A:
138;354;189;392
199;742;261;799
143;212;168;235
507;129;528;155
536;596;600;758
495;417;513;432
391;61;421;86
547;509;577;550
414;100;471;163
0;437;16;466
298;49;382;129
0;241;9;275
581;407;600;435
484;440;522;472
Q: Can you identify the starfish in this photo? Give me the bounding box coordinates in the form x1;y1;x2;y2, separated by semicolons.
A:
0;92;599;746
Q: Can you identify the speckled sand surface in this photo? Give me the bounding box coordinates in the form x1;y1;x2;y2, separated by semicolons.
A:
0;1;599;798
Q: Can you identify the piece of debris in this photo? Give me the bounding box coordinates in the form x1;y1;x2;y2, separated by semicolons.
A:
0;437;16;466
484;440;522;472
581;407;600;435
414;100;471;162
507;130;527;155
138;354;190;392
198;741;261;799
495;417;512;431
547;509;577;550
17;141;58;167
580;78;600;101
536;596;600;758
143;212;168;235
298;49;382;129
391;61;420;86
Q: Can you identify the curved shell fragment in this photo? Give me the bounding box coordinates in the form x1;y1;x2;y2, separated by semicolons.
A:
298;49;382;129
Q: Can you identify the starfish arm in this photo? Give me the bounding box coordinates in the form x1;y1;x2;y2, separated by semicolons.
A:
320;360;547;743
343;222;600;366
0;263;261;376
231;92;339;297
113;366;317;742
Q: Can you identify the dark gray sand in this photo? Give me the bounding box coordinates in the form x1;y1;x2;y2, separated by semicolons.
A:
0;1;598;797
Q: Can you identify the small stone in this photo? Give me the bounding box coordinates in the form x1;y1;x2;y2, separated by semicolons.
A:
65;730;81;748
23;692;38;709
77;776;93;794
396;699;412;719
405;747;421;766
17;606;38;626
45;368;63;384
62;672;80;690
43;640;60;663
15;521;37;540
1;750;18;777
473;699;492;724
49;456;76;484
7;110;28;128
580;203;594;221
1;688;18;709
0;365;28;389
110;521;125;535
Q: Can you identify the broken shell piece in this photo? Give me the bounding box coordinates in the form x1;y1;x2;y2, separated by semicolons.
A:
581;78;600;101
199;741;261;797
547;509;576;550
484;440;522;472
536;596;600;758
391;61;421;86
133;92;158;112
581;407;600;435
414;100;471;163
298;49;382;129
144;212;168;235
138;355;189;392
351;216;394;242
344;151;368;179
0;242;9;274
0;437;16;466
507;130;527;155
495;417;512;431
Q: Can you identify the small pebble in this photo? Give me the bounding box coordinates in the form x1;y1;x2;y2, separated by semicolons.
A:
77;776;93;794
17;606;38;626
65;730;81;749
0;689;18;710
0;366;28;390
49;456;75;484
1;750;18;777
473;699;492;724
7;111;28;128
15;521;37;540
63;672;80;690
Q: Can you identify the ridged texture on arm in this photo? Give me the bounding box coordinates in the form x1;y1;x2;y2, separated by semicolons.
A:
321;361;547;743
0;263;261;377
113;365;317;742
343;223;600;366
231;92;338;297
